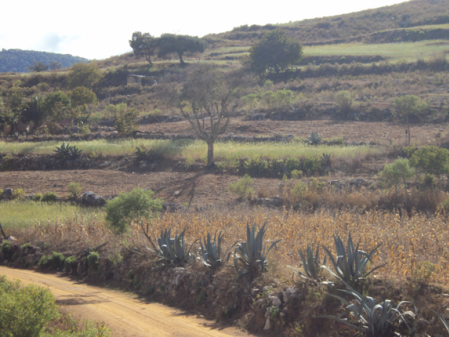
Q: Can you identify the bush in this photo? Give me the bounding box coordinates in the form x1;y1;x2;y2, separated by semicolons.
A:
244;156;267;176
285;157;300;174
12;188;25;199
64;255;77;272
87;252;99;272
0;276;60;337
302;157;322;175
38;255;51;269
115;108;139;135
290;169;303;179
20;243;31;251
67;182;82;199
1;240;11;258
335;91;353;117
32;193;43;201
228;174;254;199
105;188;163;234
42;191;58;202
380;158;415;191
409;145;449;176
38;252;65;270
291;181;308;204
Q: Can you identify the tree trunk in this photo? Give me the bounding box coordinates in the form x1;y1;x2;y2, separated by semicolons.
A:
207;141;214;167
406;115;410;145
179;52;185;65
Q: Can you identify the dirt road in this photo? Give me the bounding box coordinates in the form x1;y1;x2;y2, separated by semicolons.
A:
0;267;252;337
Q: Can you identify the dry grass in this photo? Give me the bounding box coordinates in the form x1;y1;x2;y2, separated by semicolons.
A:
11;208;449;286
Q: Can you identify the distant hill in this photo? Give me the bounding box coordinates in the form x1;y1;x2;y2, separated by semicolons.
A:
0;49;89;73
206;0;449;46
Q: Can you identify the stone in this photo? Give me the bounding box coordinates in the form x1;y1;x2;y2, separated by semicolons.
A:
2;188;13;200
269;296;282;307
79;191;106;206
173;190;181;197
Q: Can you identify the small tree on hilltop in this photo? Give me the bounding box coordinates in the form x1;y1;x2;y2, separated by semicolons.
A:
164;64;251;167
248;30;302;75
129;31;159;67
395;95;428;145
157;34;207;65
28;61;48;72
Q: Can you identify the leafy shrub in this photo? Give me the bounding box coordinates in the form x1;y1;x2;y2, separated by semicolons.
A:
115;108;139;134
12;188;25;199
291;181;308;204
228;174;254;199
402;145;417;158
302;157;322;175
234;223;281;279
64;255;77;272
335;90;353;117
42;191;58;202
0;276;60;337
32;193;43;201
290;169;303;179
409;145;449;176
1;240;11;258
87;252;99;272
51;252;66;269
242;93;258;109
309;178;326;192
244;156;267;176
267;158;284;176
20;243;31;251
68;182;82;199
54;143;83;160
422;173;435;187
285;157;300;174
38;255;51;269
105;188;163;234
380;158;415;191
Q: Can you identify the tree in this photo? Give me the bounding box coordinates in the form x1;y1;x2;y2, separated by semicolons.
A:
157;34;207;65
129;32;158;67
165;64;250;167
248;30;302;75
69;86;98;107
394;95;428;145
335;91;353;118
49;61;62;70
409;146;449;176
379;157;415;195
28;61;48;72
67;63;102;89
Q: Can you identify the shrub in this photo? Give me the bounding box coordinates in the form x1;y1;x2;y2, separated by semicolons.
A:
115;108;139;135
32;193;43;201
38;255;51;269
51;252;65;269
302;157;322;175
20;243;30;251
67;182;82;199
42;191;58;202
402;145;417;158
409;145;449;176
87;252;99;272
291;181;308;204
105;188;163;235
0;276;60;337
290;169;303;179
1;240;11;258
244;156;267;176
12;188;25;199
285;157;300;174
64;255;77;272
228;174;254;199
335;90;353;117
380;158;415;193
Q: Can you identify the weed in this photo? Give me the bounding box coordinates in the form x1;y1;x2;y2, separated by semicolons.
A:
228;174;254;199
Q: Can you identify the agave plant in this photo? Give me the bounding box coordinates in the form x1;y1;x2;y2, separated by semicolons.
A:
319;280;416;336
198;231;237;269
54;142;82;160
430;308;449;334
322;232;386;285
234;223;281;278
288;245;326;281
309;132;321;145
147;228;196;266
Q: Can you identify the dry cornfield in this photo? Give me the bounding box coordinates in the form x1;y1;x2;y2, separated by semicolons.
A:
15;208;449;286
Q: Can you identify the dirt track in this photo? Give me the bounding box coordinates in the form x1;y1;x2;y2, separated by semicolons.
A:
0;267;252;337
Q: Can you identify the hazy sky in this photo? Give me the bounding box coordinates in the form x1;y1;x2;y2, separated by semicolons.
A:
1;0;408;60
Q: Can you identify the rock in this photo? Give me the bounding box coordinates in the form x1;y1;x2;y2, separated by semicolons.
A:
79;191;106;206
173;190;181;197
251;288;259;295
2;188;13;200
269;296;282;307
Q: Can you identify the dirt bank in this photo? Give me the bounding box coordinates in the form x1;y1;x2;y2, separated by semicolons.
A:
0;266;252;337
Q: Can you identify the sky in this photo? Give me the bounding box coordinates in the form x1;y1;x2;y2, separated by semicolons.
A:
0;0;408;60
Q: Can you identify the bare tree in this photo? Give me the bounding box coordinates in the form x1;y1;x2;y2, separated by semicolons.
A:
163;65;251;167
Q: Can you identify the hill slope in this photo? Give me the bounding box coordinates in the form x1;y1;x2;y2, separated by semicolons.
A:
206;0;449;46
0;49;89;73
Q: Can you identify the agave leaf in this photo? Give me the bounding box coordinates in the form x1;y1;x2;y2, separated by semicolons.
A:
430;308;449;332
316;315;366;332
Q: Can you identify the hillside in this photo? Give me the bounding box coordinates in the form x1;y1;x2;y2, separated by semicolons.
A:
0;49;89;73
206;0;449;47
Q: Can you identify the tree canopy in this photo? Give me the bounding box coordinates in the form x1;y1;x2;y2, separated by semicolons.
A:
248;30;302;75
129;32;158;67
157;34;207;65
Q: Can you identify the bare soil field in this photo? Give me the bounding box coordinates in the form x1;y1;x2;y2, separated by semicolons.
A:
140;118;448;145
0;267;252;337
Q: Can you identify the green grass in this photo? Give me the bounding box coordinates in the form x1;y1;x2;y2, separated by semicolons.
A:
0;200;103;229
0;139;383;161
303;40;449;62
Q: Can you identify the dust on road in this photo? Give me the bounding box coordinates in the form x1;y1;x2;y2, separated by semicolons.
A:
0;266;253;337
